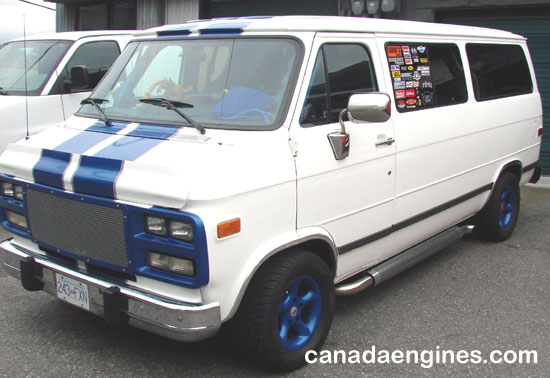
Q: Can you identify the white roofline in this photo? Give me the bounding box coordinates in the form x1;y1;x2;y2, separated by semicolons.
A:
141;15;524;41
9;30;134;42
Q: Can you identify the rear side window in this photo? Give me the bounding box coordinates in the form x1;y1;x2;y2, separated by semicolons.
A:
466;43;533;101
385;43;467;112
300;43;378;126
61;41;121;92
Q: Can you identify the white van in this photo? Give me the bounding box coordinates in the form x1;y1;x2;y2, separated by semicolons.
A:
0;16;543;371
0;31;132;152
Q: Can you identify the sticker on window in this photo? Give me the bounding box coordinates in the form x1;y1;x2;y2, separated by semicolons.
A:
385;42;435;112
387;46;402;58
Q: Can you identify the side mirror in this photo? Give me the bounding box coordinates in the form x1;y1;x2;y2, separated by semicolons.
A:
66;65;90;91
347;92;391;123
327;92;392;161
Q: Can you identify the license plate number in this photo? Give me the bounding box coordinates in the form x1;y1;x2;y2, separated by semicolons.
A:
55;274;90;311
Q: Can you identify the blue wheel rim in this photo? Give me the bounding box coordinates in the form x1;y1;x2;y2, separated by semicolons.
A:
499;187;516;229
278;275;322;351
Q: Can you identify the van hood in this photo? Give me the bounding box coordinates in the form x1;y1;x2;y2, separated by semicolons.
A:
0;117;294;209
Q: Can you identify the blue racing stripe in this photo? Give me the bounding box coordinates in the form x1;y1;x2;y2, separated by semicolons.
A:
33;149;71;189
72;156;123;198
156;23;202;37
93;136;165;161
52;120;129;155
127;124;180;139
198;21;251;35
93;125;179;161
54;130;112;154
87;120;130;134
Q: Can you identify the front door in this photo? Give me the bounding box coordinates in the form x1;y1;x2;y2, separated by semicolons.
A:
290;33;396;279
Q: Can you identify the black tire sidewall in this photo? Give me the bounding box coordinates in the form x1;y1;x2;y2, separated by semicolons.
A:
479;172;520;241
263;253;334;370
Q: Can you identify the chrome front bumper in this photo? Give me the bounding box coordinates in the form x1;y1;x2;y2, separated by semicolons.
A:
0;238;221;342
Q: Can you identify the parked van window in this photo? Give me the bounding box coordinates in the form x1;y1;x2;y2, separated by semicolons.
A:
466;43;533;101
58;41;121;93
301;44;378;126
386;43;467;112
0;40;72;96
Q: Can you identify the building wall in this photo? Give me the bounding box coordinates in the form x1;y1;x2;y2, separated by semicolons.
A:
137;0;165;29
165;0;200;24
399;0;550;21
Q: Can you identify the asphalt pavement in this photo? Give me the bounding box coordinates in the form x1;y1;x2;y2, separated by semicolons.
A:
0;185;549;378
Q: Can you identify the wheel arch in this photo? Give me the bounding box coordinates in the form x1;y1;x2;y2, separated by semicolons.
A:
500;160;522;182
224;233;337;321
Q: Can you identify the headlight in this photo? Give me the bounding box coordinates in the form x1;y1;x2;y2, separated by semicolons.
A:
1;182;13;197
147;251;195;276
1;182;23;200
145;216;167;235
5;210;27;229
169;221;193;242
13;185;24;200
146;215;193;242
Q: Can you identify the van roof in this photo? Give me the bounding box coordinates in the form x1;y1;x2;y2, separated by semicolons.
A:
10;30;133;42
142;15;524;41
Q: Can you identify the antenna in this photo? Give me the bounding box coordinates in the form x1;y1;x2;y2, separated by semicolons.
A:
23;15;30;140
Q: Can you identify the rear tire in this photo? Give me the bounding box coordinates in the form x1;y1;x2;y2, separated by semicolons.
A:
226;249;334;371
475;172;520;242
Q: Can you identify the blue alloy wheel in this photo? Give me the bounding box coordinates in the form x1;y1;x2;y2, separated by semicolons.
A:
278;275;322;350
499;187;516;229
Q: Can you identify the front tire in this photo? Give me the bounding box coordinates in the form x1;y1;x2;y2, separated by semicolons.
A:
226;249;334;371
475;172;520;241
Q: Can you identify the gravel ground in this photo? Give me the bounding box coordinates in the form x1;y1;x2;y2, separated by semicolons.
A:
0;185;548;378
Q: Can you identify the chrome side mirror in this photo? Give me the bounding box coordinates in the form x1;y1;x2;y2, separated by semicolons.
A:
327;92;391;160
348;92;392;123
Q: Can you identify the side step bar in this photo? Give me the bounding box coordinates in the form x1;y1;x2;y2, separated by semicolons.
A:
335;225;474;296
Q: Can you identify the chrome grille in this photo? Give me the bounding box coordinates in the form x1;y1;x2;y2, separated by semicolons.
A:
26;189;128;267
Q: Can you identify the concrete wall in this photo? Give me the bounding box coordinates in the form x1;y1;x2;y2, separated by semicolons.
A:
55;4;75;32
137;0;165;29
165;0;200;24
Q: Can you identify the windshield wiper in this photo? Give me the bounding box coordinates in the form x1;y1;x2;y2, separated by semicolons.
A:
138;97;205;134
0;87;7;95
81;97;111;125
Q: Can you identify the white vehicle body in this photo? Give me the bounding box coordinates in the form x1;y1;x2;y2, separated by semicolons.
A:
0;31;132;152
0;16;543;369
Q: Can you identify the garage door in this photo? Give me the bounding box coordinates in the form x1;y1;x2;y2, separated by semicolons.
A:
206;0;337;18
438;7;550;175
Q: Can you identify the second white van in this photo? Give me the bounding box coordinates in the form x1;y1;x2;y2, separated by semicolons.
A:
0;31;131;152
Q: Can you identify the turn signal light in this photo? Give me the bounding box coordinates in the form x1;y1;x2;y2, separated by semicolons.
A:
217;218;241;239
538;127;543;137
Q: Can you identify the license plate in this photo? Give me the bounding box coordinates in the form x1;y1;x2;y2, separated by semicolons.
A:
55;274;90;311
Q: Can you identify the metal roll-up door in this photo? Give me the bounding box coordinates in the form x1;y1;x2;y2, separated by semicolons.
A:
205;0;337;18
437;7;550;175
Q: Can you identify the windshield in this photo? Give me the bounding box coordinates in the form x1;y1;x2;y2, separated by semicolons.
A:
78;38;301;130
0;40;72;95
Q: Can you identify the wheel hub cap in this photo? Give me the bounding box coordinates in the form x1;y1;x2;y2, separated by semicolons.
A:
277;275;322;351
499;187;516;229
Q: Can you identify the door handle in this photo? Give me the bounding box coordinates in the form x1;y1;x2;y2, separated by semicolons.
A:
375;137;395;147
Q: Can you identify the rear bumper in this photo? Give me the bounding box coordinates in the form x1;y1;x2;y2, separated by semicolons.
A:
0;238;221;342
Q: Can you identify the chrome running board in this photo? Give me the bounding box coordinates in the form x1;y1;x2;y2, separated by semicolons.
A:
335;225;474;296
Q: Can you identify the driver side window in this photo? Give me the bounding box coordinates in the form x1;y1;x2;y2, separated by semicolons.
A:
300;43;378;126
